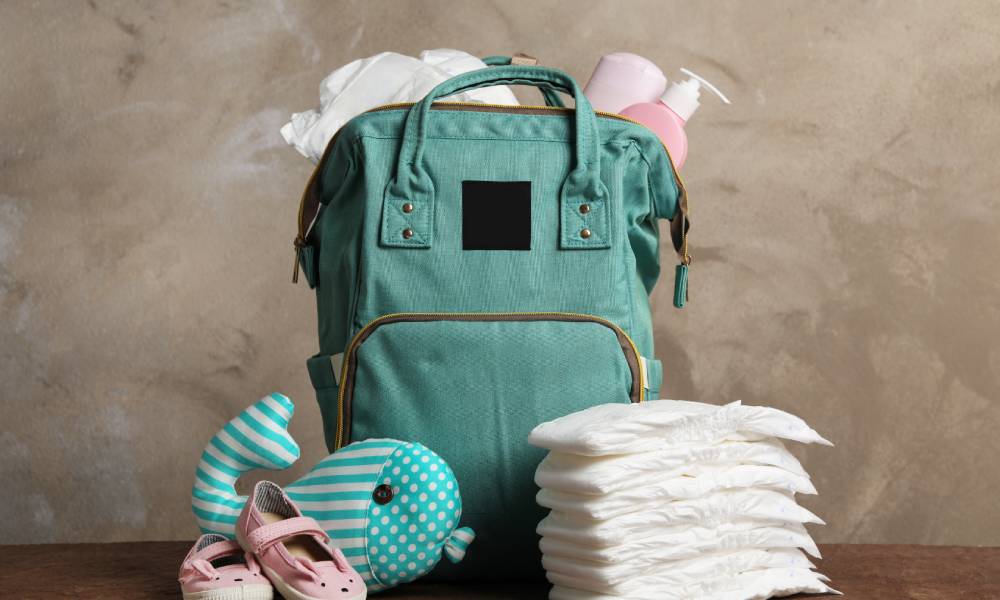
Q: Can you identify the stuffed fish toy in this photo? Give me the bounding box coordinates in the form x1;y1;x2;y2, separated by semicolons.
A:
191;393;475;592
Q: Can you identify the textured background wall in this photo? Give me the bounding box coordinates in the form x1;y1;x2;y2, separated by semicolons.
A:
2;0;998;546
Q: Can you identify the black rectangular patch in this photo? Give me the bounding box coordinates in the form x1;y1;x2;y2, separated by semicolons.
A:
462;180;531;250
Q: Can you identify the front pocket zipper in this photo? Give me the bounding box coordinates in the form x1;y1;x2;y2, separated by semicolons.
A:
333;312;643;449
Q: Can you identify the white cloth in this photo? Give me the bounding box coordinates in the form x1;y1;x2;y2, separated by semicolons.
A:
280;49;519;163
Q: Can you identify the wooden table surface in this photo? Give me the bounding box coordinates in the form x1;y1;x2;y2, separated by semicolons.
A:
1;542;997;599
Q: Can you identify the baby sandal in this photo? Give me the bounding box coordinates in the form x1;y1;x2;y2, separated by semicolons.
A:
237;481;367;600
179;533;273;600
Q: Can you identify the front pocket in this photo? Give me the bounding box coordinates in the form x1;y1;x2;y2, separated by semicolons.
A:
333;312;642;580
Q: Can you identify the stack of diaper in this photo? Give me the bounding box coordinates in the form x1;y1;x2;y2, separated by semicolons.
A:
528;400;839;600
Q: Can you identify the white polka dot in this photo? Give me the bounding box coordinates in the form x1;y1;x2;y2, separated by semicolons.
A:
383;477;390;484
445;479;452;487
429;502;437;510
389;545;397;553
446;520;454;528
408;544;416;552
391;506;399;515
418;534;427;542
419;493;428;502
430;464;439;471
390;525;398;534
429;483;438;491
370;527;379;535
419;473;428;482
419;514;427;522
437;512;446;520
409;524;417;533
436;531;445;540
409;504;418;513
392;486;400;494
399;553;407;561
401;475;410;484
417;552;426;560
411;465;419;473
409;484;418;493
403;456;411;464
421;455;429;463
428;523;437;531
381;516;389;525
401;515;409;523
438;492;446;500
401;494;409;503
408;562;416;570
400;571;408;578
372;507;380;516
379;556;388;564
440;474;447;481
447;500;454;509
370;546;379;555
392;467;400;475
388;564;397;572
380;536;388;544
394;450;403;457
426;559;435;566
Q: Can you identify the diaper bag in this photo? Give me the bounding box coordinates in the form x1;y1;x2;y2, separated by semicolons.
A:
293;64;689;580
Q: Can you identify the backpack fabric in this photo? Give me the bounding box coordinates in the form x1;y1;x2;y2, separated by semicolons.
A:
293;65;689;581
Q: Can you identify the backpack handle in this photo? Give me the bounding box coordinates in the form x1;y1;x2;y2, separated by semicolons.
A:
481;55;566;107
380;65;610;250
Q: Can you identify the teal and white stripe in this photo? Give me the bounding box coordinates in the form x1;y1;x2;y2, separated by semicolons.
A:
286;439;403;591
191;393;300;536
443;527;476;563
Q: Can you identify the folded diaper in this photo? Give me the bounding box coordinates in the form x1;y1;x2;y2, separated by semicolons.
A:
537;489;823;548
539;522;822;569
281;49;519;163
530;399;834;599
537;464;816;520
528;400;832;456
534;438;808;495
544;547;814;592
549;567;837;600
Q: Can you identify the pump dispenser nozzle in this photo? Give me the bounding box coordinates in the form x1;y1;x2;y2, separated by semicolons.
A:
660;68;731;122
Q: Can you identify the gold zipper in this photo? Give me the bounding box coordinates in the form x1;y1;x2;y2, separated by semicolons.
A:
333;311;645;449
293;101;690;280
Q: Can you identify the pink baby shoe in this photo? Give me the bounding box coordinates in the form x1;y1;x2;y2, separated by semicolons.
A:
179;533;273;600
237;481;367;600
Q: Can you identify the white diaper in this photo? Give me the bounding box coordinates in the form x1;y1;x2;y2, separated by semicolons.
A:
528;400;833;456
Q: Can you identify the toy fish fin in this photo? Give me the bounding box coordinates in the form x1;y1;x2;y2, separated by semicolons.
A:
444;526;476;563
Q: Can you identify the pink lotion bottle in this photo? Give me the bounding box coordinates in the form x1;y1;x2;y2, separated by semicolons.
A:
583;53;668;114
620;68;730;170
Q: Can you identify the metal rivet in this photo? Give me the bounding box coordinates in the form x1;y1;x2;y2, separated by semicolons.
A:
402;228;414;239
579;203;591;214
580;228;592;239
402;203;414;214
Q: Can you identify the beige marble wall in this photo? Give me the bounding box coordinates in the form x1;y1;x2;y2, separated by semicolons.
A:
1;0;998;545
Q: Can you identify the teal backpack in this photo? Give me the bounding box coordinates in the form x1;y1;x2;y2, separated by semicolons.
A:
292;65;689;581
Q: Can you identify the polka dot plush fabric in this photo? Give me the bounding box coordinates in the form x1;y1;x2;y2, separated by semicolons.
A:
366;441;473;590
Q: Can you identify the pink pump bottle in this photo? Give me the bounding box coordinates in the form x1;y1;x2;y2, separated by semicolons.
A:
620;68;730;170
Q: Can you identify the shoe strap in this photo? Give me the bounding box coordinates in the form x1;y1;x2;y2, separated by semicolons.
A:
195;539;243;563
246;516;330;555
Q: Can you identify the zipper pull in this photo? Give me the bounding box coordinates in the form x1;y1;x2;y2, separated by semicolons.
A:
292;236;304;284
673;262;689;309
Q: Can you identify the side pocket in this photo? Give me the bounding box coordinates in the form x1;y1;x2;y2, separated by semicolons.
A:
306;353;342;453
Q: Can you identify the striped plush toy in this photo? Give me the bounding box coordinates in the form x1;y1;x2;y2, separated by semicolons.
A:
191;393;475;592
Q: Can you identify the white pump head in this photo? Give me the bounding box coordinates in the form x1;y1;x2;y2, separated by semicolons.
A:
660;67;731;122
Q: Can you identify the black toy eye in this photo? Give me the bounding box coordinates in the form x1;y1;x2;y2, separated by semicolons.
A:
373;484;394;505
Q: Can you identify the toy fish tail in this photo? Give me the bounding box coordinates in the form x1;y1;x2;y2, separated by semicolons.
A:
191;393;300;536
